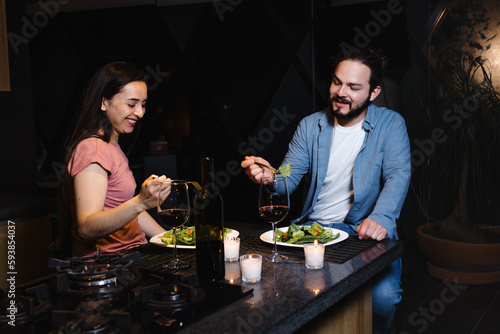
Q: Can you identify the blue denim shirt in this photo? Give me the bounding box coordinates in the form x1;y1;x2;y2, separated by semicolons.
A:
282;104;411;239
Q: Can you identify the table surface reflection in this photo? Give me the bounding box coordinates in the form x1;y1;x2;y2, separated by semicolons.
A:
141;221;403;334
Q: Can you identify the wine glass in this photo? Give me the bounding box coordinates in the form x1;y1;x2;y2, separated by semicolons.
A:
259;175;290;262
158;180;191;270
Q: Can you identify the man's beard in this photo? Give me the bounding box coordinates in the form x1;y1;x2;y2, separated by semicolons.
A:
330;94;371;120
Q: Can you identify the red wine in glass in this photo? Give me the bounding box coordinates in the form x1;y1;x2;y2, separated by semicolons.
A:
259;205;289;223
158;208;190;228
259;175;289;263
157;180;190;270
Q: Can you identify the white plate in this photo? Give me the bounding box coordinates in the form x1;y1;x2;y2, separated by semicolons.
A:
150;229;239;249
259;226;349;248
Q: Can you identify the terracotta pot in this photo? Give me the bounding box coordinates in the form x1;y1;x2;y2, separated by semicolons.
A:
416;223;500;284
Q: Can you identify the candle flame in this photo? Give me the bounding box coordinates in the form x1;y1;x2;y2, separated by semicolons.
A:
314;239;318;247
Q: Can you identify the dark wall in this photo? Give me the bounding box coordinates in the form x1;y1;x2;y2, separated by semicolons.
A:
25;1;318;225
399;0;446;241
3;0;443;241
0;0;37;196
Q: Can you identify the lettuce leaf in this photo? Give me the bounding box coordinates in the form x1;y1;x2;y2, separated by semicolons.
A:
159;226;232;245
276;223;339;245
279;163;291;177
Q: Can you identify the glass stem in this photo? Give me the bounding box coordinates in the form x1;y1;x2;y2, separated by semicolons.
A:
172;227;178;261
272;223;278;255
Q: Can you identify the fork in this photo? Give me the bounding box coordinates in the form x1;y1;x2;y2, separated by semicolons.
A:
254;162;281;174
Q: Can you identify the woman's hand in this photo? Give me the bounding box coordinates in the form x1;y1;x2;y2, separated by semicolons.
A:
158;177;171;206
241;156;275;184
138;175;171;211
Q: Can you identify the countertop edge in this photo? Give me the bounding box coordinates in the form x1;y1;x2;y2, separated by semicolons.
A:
269;240;404;333
178;236;404;334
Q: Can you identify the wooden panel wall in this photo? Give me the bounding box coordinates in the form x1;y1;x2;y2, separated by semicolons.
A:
0;214;53;290
295;283;373;334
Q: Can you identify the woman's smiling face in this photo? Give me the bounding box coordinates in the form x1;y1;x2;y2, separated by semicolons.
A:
101;81;147;143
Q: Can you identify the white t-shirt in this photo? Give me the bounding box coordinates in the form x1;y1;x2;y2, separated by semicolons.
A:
307;118;365;225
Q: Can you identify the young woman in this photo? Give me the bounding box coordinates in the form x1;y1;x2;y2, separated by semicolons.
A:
54;62;170;257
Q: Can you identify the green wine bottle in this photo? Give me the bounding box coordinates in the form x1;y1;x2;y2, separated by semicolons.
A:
194;157;225;281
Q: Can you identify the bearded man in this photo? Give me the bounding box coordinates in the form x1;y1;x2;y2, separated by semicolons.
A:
241;47;411;334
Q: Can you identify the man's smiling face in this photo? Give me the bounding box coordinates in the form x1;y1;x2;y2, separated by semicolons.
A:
329;60;380;126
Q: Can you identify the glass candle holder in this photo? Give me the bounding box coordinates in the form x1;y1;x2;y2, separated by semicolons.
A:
224;237;240;262
240;254;262;283
304;241;325;269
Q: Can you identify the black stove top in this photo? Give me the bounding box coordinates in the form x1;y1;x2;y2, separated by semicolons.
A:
1;246;252;333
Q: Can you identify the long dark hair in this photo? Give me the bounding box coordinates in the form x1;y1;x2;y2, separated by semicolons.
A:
51;62;147;252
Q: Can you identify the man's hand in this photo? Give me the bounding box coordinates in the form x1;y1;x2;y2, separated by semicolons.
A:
241;156;275;184
356;218;387;241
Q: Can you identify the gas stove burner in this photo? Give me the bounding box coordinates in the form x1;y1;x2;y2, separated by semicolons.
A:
154;284;184;302
0;283;52;328
66;263;126;288
49;251;142;299
10;244;251;333
141;282;205;313
0;294;52;327
52;267;141;299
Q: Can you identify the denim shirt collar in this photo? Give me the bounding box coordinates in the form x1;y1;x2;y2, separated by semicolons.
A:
317;107;335;133
363;104;376;131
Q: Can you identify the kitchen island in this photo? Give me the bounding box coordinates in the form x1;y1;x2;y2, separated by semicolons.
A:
3;219;402;333
173;221;404;334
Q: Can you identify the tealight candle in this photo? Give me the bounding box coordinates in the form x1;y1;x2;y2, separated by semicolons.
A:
224;237;240;262
304;240;325;269
225;261;241;283
240;254;262;283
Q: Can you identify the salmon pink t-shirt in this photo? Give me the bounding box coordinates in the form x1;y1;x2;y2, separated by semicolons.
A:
69;137;146;256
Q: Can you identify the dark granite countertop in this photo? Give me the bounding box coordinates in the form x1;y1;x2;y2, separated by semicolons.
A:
173;221;404;334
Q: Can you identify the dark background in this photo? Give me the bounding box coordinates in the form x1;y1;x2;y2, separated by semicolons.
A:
1;0;442;243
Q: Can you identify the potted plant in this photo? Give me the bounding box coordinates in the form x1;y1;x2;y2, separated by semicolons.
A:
415;49;500;284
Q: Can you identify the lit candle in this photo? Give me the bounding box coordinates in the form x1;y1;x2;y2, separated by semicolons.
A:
240;254;262;283
224;237;240;262
304;240;325;269
225;261;241;283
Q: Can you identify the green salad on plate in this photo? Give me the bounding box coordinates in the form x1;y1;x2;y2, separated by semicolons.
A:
275;222;339;244
159;226;233;246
